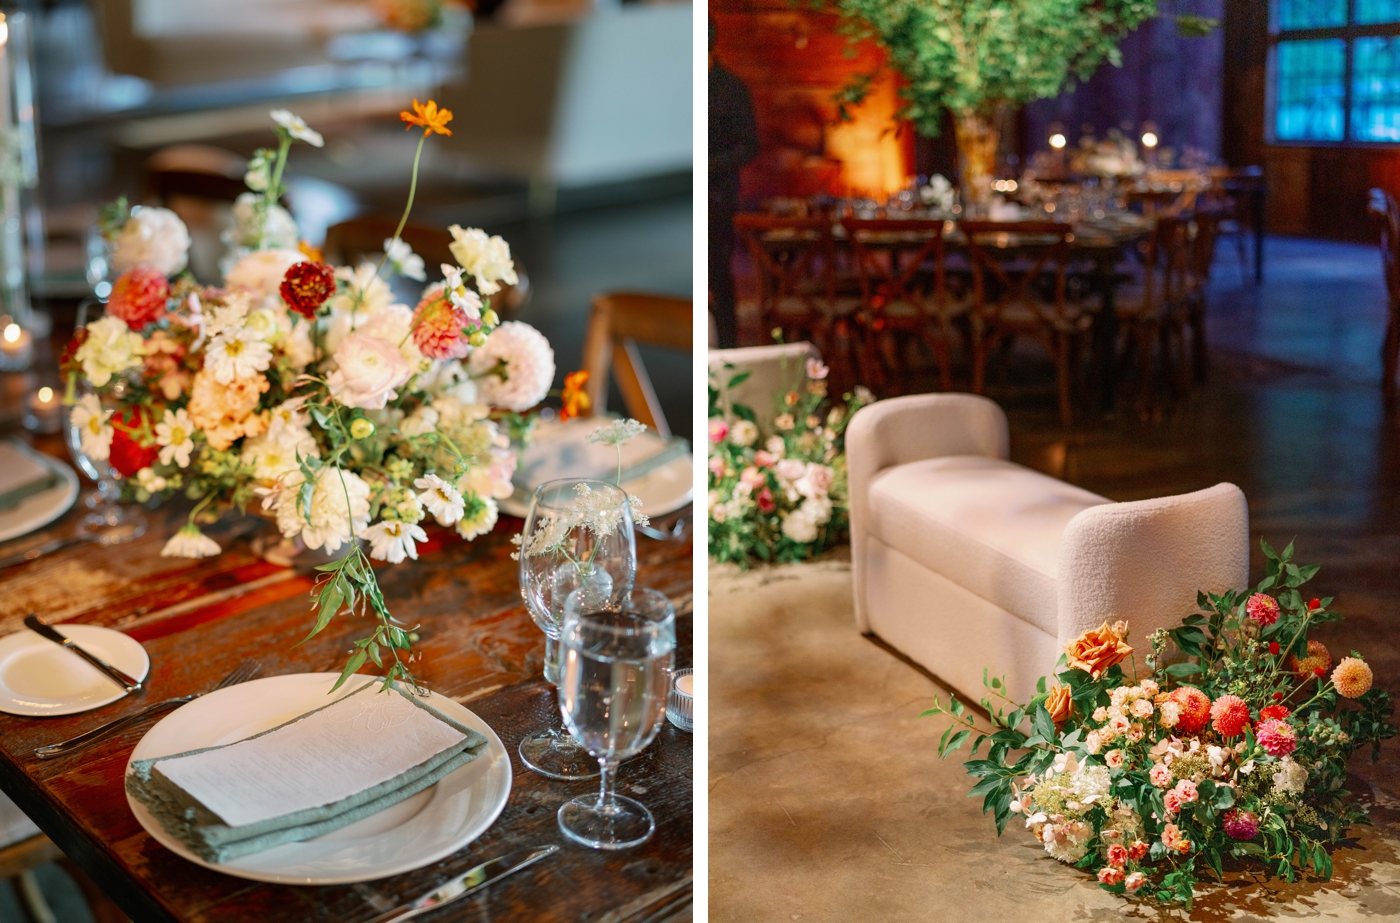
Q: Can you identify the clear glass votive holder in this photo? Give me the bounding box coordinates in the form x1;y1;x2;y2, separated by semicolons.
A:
667;668;693;732
23;385;62;434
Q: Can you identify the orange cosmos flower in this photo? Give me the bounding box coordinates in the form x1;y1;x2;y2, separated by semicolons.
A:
560;370;591;421
400;99;453;136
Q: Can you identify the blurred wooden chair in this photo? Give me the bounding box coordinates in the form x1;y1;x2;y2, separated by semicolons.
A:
734;214;858;355
1369;188;1400;399
323;216;530;318
1115;215;1193;406
842;218;967;393
581;292;691;439
959;220;1087;427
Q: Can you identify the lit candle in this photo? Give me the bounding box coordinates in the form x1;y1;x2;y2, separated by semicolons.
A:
667;668;694;732
0;321;31;369
23;385;60;433
676;674;693;697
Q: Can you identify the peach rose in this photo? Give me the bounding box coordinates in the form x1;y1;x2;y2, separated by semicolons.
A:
187;369;269;450
1065;622;1133;678
1045;684;1074;727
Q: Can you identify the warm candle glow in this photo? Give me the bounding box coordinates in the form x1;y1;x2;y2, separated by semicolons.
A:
3;323;19;344
37;387;52;403
1049;132;1067;150
1141;131;1159;149
0;15;10;48
676;674;693;696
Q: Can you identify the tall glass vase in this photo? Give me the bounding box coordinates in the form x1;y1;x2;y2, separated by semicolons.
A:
0;10;45;339
954;108;1001;215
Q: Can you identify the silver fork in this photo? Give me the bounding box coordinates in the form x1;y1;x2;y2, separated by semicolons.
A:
34;659;262;760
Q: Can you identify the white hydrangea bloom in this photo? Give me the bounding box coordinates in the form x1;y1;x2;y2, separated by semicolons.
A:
111;206;190;277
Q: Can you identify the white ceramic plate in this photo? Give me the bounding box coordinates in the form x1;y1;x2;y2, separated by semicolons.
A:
502;419;694;519
0;449;78;544
0;625;149;717
126;673;512;885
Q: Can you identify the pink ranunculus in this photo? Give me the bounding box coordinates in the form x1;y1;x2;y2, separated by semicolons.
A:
410;284;472;360
327;332;412;410
1106;844;1128;867
1097;866;1125;886
709;419;729;444
756;487;775;513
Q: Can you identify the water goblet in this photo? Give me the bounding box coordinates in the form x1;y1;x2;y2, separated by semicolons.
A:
518;478;636;779
556;586;676;850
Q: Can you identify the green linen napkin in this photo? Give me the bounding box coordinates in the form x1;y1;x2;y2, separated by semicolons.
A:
125;681;489;864
0;441;59;511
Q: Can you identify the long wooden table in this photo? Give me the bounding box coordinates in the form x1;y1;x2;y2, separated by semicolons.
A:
0;433;694;922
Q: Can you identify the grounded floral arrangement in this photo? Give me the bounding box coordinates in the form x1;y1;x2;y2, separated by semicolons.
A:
63;101;567;692
925;541;1396;907
706;355;871;566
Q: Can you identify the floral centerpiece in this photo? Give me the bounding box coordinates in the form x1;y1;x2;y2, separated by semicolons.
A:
925;540;1396;907
62;101;561;692
706;355;871;566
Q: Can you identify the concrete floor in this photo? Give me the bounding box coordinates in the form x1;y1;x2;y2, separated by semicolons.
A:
710;237;1400;921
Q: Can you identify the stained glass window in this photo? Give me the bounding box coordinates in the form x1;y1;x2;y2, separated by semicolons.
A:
1275;40;1346;141
1272;0;1400;143
1274;0;1346;29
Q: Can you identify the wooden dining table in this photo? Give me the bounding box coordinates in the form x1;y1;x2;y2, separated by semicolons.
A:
0;430;694;923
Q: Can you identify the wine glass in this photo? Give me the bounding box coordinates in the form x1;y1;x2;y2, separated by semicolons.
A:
557;586;676;850
65;300;146;544
518;478;636;779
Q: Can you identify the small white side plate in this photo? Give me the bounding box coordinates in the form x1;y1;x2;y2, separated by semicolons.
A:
0;625;149;717
0;450;79;544
126;673;513;885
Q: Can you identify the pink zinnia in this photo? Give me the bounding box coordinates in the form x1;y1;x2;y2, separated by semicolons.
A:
1246;592;1280;626
709;419;728;444
1210;694;1251;738
1256;718;1298;757
1222;808;1259;841
411;285;472;360
108;266;170;330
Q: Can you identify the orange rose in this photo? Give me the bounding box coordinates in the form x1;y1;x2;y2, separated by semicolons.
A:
1045;684;1074;727
1065;622;1133;678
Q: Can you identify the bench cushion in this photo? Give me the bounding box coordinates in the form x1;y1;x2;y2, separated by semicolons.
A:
866;455;1110;636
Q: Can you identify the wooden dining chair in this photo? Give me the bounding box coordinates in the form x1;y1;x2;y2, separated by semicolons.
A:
959;220;1087;426
1369;188;1400;400
580;292;692;439
323;216;531;318
1114;215;1193;408
842;218;966;392
733;214;858;354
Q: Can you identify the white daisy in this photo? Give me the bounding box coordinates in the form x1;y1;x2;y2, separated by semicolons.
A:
270;109;324;147
414;473;465;526
456;495;499;541
205;329;273;384
161;524;221;559
384;238;426;281
71;393;113;461
154;408;196;468
365;519;427;564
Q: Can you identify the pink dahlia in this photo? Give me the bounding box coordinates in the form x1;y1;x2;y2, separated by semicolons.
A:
108;266;170;330
1222;808;1259;841
410;283;474;360
1210;694;1251;738
1256;718;1298;757
1246;592;1280;626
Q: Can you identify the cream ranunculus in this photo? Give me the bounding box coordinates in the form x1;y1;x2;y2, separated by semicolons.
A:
447;225;518;295
75;316;145;387
111;206;190;277
327;332;413;410
225;247;307;308
467;321;555;412
356;303;424;368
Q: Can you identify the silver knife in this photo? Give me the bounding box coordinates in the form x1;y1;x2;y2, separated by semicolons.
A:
0;537;82;569
23;615;143;694
366;846;559;923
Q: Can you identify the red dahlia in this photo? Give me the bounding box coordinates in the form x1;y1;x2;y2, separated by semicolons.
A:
279;261;337;318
